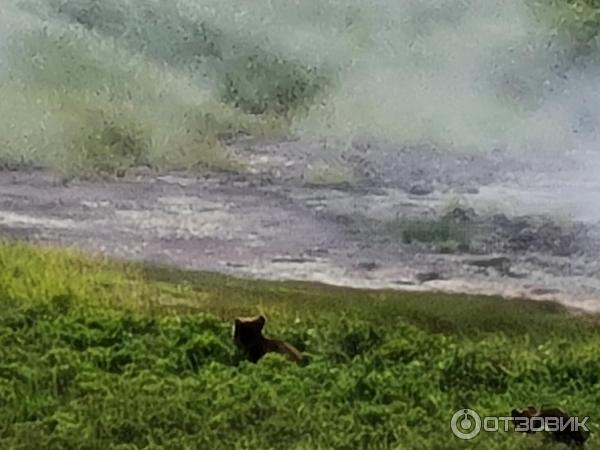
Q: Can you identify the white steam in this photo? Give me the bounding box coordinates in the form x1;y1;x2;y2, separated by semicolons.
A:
4;0;600;154
197;0;600;152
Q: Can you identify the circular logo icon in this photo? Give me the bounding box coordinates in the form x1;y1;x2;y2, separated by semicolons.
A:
451;409;482;440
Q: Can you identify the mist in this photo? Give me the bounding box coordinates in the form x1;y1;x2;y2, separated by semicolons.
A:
289;0;599;152
185;0;600;152
2;0;600;169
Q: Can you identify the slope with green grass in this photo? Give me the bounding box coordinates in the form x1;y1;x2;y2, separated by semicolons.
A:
0;241;599;449
4;0;600;178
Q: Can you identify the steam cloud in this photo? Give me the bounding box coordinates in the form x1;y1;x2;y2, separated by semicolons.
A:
3;0;600;154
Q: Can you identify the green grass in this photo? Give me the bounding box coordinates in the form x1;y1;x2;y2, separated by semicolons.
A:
1;241;600;449
400;219;468;245
383;217;472;253
42;0;331;117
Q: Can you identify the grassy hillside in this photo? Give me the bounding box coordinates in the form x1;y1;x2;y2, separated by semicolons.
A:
0;0;328;177
0;241;599;449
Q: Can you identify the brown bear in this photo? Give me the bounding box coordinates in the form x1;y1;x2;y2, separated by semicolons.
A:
511;406;588;447
233;315;303;364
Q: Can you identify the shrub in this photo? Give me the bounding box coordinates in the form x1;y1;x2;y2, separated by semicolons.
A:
66;108;150;177
220;54;329;115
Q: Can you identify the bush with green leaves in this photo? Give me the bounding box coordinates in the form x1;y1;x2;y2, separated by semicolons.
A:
529;0;600;63
219;54;329;116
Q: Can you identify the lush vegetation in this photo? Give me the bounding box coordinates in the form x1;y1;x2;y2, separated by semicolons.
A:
531;0;600;63
0;0;330;177
390;218;471;253
0;241;599;449
4;0;600;177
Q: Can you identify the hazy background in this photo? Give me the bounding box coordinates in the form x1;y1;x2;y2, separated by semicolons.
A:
2;0;600;175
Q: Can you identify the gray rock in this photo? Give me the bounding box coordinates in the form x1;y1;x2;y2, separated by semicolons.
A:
467;256;511;275
357;261;380;271
415;271;443;283
409;184;434;196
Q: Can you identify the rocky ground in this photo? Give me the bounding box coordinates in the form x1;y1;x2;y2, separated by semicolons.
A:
1;138;600;311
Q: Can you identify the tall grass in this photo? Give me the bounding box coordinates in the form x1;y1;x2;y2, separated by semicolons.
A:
1;241;600;448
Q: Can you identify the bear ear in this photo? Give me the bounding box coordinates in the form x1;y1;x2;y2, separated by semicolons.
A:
511;409;520;418
257;315;266;328
234;318;241;326
527;406;537;415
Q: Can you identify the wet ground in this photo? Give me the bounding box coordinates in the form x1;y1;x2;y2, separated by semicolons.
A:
1;138;600;311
